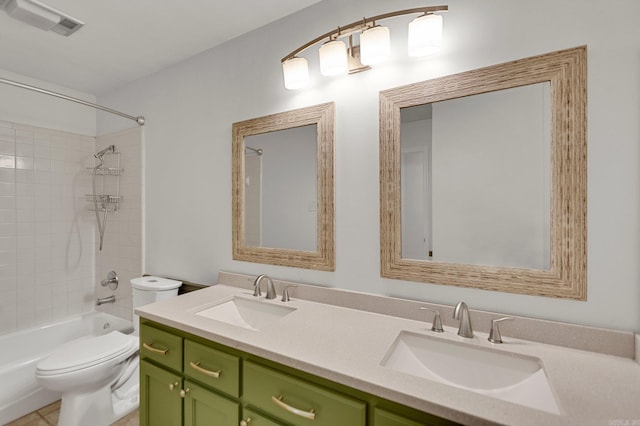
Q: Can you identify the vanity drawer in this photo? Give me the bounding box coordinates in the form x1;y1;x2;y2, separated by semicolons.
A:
244;361;366;426
140;324;183;372
184;339;240;398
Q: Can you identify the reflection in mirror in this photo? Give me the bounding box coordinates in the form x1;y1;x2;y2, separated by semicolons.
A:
400;83;551;270
232;103;335;271
380;46;587;299
243;125;318;251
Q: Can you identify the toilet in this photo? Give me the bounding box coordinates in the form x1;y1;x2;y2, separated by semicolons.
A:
35;276;181;426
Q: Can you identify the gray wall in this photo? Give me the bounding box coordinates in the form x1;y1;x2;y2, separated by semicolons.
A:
96;0;640;332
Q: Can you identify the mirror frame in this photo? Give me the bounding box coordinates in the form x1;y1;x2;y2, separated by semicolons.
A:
232;102;335;271
379;46;587;299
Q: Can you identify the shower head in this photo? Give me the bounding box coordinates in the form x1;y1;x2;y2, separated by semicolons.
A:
95;145;115;159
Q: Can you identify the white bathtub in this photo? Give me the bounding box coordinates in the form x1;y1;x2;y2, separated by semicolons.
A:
0;312;133;425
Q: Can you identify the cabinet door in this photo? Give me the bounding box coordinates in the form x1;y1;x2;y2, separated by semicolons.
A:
183;380;240;426
140;360;182;426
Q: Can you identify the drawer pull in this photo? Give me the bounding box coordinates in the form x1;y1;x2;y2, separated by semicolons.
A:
189;361;221;378
142;342;168;355
271;395;316;420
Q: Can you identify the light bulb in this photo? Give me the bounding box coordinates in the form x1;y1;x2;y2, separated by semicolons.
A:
319;39;348;76
282;57;309;90
360;25;391;66
408;13;443;57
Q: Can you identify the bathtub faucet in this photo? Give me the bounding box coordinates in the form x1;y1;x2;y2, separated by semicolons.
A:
96;295;116;306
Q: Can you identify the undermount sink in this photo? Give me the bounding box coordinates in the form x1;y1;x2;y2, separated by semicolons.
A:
196;296;296;331
381;331;560;414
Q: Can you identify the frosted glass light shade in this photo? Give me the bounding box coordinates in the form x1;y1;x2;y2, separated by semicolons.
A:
282;57;309;90
319;39;348;76
408;13;443;57
360;25;391;66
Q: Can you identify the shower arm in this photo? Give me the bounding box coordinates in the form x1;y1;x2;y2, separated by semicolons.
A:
0;77;145;126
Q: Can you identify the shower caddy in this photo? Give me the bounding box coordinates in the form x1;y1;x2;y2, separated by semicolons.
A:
86;151;123;212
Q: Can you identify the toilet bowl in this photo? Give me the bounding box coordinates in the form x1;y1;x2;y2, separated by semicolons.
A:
35;276;181;426
35;331;139;426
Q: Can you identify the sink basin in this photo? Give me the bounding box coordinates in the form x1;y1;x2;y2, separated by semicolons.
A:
196;296;296;331
381;331;560;414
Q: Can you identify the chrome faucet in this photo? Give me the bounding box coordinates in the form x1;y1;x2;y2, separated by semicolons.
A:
453;302;474;338
253;274;277;300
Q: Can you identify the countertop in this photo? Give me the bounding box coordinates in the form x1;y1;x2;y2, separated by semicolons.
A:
136;283;640;425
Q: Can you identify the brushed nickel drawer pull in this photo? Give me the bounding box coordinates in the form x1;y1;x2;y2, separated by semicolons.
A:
189;361;221;378
143;342;168;355
271;395;316;420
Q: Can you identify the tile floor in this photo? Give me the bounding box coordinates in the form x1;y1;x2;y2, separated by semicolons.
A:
5;401;139;426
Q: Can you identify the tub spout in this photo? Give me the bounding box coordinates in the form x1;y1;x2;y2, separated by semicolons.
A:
96;295;116;306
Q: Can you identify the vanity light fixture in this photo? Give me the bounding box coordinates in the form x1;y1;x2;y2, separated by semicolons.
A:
281;5;448;90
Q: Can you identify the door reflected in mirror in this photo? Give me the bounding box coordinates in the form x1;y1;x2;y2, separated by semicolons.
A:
243;124;318;251
400;83;551;270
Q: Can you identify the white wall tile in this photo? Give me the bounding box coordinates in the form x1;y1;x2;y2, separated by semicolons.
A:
0;122;97;336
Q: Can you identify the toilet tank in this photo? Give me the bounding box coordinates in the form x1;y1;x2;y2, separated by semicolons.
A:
131;276;182;335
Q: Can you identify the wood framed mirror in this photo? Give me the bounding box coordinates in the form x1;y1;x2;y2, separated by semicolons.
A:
379;46;587;299
232;102;335;271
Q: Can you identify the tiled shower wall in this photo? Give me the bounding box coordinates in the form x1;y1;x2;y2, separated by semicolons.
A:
0;121;96;334
94;127;143;321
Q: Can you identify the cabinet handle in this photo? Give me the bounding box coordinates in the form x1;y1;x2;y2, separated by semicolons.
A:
180;388;190;398
168;381;179;391
271;395;316;420
142;342;168;355
189;361;221;378
240;418;252;426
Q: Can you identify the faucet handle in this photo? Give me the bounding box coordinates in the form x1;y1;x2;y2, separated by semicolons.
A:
488;317;514;344
419;307;444;333
281;285;297;302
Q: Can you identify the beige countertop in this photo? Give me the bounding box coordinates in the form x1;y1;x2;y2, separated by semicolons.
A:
136;283;640;426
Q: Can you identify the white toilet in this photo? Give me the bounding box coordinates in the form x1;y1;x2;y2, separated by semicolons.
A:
35;276;182;426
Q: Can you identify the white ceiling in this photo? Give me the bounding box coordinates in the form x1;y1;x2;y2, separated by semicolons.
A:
0;0;321;95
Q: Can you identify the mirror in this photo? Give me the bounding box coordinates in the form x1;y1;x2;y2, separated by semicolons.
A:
380;47;587;299
232;102;335;270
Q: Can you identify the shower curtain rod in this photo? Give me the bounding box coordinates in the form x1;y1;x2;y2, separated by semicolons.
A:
0;77;145;126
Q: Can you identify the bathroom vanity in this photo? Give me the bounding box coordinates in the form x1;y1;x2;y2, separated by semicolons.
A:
140;320;451;425
136;272;640;426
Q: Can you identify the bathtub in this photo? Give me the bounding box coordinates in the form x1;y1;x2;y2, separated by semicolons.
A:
0;312;133;425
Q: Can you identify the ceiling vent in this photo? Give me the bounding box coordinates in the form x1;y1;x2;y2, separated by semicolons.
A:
1;0;84;36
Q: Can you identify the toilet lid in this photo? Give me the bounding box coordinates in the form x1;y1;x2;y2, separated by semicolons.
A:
131;276;182;291
37;331;138;375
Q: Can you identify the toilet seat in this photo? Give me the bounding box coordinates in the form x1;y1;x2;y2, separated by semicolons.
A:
37;331;138;376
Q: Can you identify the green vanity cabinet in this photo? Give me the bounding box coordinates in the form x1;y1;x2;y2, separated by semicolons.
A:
140;320;459;426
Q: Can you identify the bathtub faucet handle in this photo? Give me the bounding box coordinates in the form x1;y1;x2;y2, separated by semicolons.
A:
101;271;118;290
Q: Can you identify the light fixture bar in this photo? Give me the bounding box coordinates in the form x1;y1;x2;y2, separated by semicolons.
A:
281;5;448;63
